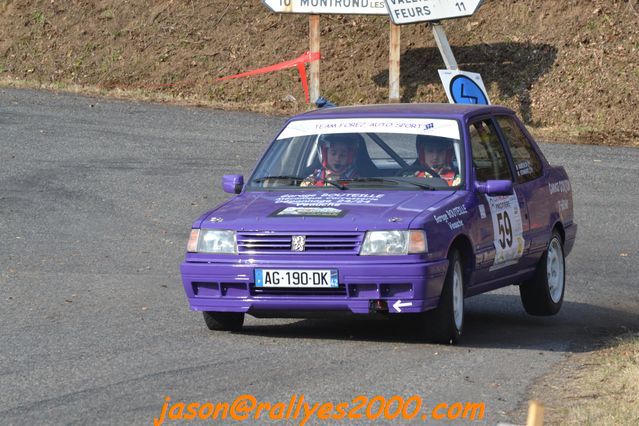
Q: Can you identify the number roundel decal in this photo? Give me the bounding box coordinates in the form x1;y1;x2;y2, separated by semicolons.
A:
496;211;513;249
486;193;525;267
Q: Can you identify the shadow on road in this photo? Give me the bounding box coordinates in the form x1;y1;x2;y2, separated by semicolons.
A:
238;294;638;352
373;42;557;124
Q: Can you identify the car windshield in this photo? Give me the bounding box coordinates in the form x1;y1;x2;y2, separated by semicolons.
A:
249;117;464;191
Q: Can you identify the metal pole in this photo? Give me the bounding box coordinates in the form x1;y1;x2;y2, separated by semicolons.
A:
389;20;401;103
431;22;458;70
309;15;320;103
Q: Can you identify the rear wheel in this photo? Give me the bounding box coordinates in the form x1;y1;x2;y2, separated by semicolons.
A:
419;250;464;344
202;311;245;331
519;230;565;316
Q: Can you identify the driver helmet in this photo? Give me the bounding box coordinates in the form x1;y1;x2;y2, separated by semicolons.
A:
416;135;454;171
317;133;361;173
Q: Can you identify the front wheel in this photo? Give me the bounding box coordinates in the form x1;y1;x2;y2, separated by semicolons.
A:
202;311;245;331
418;250;464;344
519;230;565;316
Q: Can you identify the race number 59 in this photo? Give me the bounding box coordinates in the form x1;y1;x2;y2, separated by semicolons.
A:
487;194;524;267
496;211;513;249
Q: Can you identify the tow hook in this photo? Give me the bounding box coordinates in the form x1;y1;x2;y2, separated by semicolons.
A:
369;299;389;313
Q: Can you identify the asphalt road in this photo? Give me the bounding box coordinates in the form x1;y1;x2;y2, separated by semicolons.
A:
1;88;638;425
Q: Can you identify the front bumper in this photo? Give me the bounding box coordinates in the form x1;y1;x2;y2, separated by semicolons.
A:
180;256;449;315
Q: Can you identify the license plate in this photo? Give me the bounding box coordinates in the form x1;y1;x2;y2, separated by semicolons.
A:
255;269;338;288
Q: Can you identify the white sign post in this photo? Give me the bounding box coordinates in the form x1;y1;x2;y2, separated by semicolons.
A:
431;22;457;70
386;0;484;25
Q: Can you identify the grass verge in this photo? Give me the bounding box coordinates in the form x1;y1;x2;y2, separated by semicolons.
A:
528;332;639;425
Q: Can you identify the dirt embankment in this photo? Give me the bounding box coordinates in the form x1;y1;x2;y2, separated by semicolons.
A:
523;333;639;425
0;0;637;146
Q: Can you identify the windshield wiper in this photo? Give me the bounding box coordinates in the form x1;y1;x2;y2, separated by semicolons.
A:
252;175;347;190
252;175;305;183
387;178;438;190
343;177;437;190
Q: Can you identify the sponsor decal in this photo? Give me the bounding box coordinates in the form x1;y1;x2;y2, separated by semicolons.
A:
271;206;346;217
548;179;571;194
274;193;385;207
515;160;534;177
478;204;487;219
434;204;468;230
557;199;569;212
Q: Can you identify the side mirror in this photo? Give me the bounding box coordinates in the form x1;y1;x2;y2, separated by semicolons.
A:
222;174;244;194
475;180;513;196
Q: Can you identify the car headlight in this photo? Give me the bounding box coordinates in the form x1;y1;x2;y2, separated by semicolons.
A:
360;230;427;256
187;229;237;254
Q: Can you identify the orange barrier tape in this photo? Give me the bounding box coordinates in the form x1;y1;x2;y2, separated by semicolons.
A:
217;51;321;103
98;52;320;103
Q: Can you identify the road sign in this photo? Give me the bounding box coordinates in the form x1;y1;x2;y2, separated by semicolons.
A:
261;0;388;15
438;69;490;105
387;0;484;25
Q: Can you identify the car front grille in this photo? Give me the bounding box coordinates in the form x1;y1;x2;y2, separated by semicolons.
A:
236;232;364;255
249;284;348;296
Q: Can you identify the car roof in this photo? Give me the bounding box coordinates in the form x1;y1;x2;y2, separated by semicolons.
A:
290;103;514;121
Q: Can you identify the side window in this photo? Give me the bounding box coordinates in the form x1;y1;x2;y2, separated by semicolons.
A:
469;119;513;182
496;116;543;183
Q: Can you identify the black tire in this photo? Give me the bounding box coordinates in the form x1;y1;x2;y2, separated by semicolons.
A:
519;230;565;316
419;250;464;344
202;311;245;331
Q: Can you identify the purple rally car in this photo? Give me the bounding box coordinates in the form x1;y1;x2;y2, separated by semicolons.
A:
180;104;577;343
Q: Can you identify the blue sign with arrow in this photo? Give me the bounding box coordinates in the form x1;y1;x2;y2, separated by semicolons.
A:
438;69;491;106
450;75;489;105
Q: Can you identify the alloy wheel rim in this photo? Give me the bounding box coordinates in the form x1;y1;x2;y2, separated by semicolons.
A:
547;238;565;303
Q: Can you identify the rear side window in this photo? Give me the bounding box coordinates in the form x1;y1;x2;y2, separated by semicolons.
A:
469;119;513;182
496;116;543;183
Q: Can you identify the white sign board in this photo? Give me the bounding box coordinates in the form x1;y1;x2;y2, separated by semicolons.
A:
261;0;388;15
387;0;483;25
438;69;490;105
